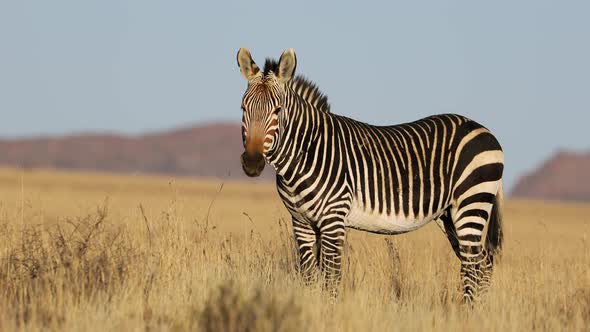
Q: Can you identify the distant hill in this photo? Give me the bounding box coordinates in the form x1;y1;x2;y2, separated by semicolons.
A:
2;127;589;201
511;150;590;201
0;123;274;181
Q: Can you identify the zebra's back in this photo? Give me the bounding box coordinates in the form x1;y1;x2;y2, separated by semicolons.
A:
338;113;503;234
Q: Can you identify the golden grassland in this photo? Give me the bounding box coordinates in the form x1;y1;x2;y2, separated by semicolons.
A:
0;167;588;331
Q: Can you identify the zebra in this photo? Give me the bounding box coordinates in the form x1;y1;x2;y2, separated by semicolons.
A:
236;48;504;303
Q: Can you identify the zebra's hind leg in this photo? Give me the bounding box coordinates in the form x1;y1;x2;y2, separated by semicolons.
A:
451;195;497;304
477;250;494;297
292;217;320;285
437;210;486;303
459;247;492;304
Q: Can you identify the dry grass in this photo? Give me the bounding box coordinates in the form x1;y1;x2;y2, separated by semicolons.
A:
0;167;588;331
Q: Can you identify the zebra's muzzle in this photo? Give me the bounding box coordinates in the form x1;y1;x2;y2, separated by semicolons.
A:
241;152;265;177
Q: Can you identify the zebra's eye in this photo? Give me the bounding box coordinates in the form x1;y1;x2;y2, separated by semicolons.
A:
274;107;282;114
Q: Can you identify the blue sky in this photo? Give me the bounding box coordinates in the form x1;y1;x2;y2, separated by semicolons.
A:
0;1;589;188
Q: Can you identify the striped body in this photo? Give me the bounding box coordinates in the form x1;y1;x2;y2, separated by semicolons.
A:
272;113;503;238
237;48;504;302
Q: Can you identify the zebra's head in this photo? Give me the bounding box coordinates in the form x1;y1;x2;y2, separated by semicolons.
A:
237;48;297;177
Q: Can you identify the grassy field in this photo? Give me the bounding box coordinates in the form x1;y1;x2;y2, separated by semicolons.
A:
0;167;588;331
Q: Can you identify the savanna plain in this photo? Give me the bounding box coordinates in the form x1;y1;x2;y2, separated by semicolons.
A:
0;167;588;331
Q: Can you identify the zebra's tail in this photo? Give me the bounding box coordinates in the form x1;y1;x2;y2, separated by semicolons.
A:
486;181;504;258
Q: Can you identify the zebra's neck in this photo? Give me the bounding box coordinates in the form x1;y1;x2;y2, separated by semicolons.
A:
266;84;324;178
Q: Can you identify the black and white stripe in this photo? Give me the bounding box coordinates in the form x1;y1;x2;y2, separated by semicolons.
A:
237;48;504;302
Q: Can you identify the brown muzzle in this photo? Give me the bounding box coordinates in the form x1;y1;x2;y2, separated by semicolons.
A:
240;151;265;177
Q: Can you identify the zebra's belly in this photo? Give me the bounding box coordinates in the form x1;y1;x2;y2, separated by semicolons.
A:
345;204;438;235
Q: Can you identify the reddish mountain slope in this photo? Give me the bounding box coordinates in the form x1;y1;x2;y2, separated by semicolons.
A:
0;124;274;181
511;150;590;201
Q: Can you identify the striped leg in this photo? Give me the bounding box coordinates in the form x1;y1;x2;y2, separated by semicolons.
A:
437;209;494;303
477;250;494;297
292;217;320;284
453;191;497;303
458;247;490;304
319;217;346;298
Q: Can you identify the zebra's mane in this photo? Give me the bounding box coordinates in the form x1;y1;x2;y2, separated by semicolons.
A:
263;58;280;76
263;58;331;113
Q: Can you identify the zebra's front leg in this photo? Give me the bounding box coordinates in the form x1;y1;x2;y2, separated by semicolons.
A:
292;217;320;285
319;217;346;298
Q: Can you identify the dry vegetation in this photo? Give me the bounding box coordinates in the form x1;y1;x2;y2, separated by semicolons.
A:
0;167;588;331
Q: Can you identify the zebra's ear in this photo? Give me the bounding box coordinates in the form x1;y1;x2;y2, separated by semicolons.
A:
237;48;261;81
277;48;297;83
